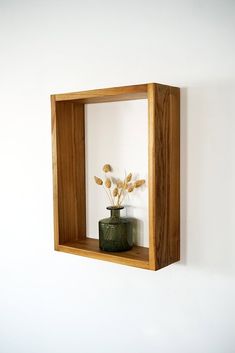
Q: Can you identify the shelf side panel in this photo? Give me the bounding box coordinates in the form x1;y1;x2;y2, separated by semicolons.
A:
168;87;180;265
151;84;180;269
55;101;86;244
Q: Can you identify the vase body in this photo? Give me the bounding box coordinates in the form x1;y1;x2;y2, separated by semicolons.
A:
99;206;133;252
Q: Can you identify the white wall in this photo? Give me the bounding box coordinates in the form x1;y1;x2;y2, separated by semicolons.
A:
0;1;235;353
85;100;148;246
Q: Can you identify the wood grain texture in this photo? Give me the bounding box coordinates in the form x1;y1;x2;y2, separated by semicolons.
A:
51;95;59;249
168;87;180;264
54;100;86;244
148;83;180;270
148;84;157;269
51;82;180;270
54;84;148;103
58;238;149;270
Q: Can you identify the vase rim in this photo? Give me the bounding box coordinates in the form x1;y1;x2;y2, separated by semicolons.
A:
106;206;124;210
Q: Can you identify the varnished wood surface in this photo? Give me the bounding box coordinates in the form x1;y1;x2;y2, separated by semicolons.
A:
53;84;148;103
51;82;180;270
54;101;86;243
148;84;157;269
57;238;149;270
148;83;180;270
51;95;59;249
168;87;180;264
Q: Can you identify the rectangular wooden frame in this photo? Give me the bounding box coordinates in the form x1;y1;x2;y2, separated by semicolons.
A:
51;83;180;270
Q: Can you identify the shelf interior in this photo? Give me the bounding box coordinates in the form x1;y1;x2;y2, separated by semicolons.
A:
54;87;149;269
59;238;149;264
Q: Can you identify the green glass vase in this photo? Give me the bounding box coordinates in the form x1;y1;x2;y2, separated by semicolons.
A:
99;206;133;252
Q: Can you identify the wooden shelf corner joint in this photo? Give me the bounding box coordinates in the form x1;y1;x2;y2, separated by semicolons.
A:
51;83;180;271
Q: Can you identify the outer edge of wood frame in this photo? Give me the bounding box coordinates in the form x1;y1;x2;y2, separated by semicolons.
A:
168;86;180;265
148;83;157;270
51;95;59;250
53;83;148;102
56;244;151;270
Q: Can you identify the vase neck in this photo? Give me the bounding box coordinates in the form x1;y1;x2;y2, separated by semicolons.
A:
107;206;124;218
110;209;121;218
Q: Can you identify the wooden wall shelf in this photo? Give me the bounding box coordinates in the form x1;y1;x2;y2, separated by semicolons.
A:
51;83;180;270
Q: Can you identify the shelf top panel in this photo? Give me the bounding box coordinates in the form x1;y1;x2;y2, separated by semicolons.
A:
52;83;150;104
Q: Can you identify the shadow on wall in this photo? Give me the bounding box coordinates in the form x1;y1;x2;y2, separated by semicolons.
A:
125;205;144;245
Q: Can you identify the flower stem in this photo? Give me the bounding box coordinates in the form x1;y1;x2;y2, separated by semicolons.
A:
108;188;114;205
103;185;113;206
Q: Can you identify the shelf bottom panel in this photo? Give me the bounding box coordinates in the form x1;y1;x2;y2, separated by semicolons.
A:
57;237;150;269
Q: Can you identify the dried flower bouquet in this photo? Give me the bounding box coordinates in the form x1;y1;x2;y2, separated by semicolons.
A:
94;164;145;207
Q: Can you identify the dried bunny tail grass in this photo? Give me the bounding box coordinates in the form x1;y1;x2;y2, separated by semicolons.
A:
103;164;112;173
113;187;118;197
117;180;124;189
134;179;145;188
123;182;128;190
123;182;132;191
111;176;118;184
126;173;132;183
94;176;103;185
105;178;111;188
127;185;134;192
